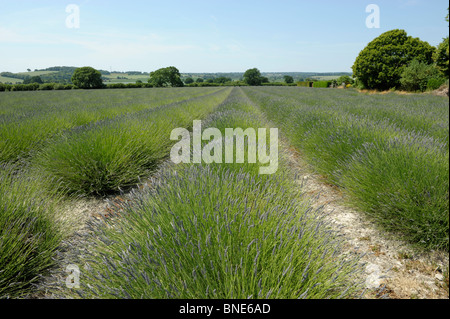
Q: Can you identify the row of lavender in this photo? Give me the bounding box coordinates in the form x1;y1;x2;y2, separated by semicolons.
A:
57;88;363;299
243;86;449;250
0;87;223;164
0;87;230;298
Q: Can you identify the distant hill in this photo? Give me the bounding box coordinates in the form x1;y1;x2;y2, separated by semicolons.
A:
1;67;352;84
0;67;112;84
1;67;76;84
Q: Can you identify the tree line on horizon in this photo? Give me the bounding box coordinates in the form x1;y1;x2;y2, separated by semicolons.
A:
1;8;448;92
0;67;352;87
1;66;343;91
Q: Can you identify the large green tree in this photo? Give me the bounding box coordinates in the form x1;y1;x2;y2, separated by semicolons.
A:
148;66;184;87
71;67;103;89
261;76;269;84
433;8;449;78
243;68;263;86
352;29;435;90
184;77;194;84
434;37;449;77
284;75;294;84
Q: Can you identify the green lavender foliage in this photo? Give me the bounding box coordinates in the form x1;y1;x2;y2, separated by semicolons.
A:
0;165;64;298
71;89;362;299
74;164;362;299
243;87;449;250
0;88;222;164
32;89;232;196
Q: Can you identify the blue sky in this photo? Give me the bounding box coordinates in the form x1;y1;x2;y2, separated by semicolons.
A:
0;0;448;73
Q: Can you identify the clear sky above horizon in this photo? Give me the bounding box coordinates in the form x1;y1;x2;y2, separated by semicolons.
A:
0;0;448;73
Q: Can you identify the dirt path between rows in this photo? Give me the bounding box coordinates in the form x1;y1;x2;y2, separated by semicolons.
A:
284;145;448;299
26;197;108;299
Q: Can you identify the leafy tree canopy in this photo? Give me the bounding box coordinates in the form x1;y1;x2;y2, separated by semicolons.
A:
23;76;43;84
336;75;354;85
400;59;440;92
261;77;270;84
352;29;435;90
243;68;263;86
283;75;294;84
215;77;232;84
149;66;184;87
71;66;103;89
433;8;449;78
184;77;194;84
434;37;449;78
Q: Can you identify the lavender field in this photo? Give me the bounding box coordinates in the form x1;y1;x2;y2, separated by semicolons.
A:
0;86;448;298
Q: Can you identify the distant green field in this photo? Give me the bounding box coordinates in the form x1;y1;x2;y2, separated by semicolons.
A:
103;73;149;84
311;75;341;81
1;71;58;84
0;76;23;84
16;71;58;77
